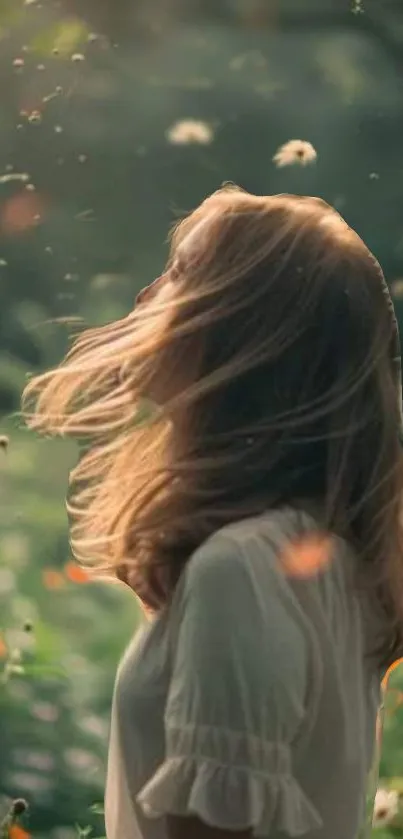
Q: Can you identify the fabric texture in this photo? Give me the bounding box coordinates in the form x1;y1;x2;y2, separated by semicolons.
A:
105;504;385;839
137;731;322;836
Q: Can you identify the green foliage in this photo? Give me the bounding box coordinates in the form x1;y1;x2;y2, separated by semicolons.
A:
0;416;140;838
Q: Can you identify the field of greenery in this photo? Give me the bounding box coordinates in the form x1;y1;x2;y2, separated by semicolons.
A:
2;0;403;836
0;413;141;839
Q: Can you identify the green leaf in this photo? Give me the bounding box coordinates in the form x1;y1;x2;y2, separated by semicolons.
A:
9;664;25;676
75;826;93;839
89;803;105;815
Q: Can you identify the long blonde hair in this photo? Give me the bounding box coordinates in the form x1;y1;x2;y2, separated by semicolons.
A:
21;185;403;663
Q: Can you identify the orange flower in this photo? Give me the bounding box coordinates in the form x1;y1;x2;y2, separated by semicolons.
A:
0;635;8;658
42;568;65;589
281;534;333;578
64;561;89;584
1;192;47;236
9;825;31;839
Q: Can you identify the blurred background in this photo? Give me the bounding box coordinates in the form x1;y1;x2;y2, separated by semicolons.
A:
2;0;403;837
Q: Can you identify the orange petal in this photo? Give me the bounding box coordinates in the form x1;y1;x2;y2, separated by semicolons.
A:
1;192;47;236
42;568;65;589
9;825;31;839
0;635;8;658
64;561;89;583
281;534;333;578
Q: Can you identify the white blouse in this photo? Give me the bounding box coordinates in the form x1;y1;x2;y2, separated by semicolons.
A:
105;505;385;839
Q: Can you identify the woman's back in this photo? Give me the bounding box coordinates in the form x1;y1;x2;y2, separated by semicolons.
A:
105;503;383;839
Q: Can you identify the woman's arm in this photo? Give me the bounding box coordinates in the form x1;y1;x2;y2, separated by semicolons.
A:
167;815;252;839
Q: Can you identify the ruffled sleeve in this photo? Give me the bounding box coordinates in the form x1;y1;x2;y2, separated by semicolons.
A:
136;530;323;837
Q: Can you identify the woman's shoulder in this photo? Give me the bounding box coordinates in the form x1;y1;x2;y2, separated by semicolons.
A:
176;501;371;662
183;502;324;586
218;502;319;547
173;503;323;640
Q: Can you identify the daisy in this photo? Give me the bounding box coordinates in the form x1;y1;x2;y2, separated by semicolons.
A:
273;139;317;168
166;119;213;146
372;788;399;828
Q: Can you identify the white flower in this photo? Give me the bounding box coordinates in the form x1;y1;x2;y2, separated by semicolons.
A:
273;139;317;168
373;788;399;828
166;119;213;146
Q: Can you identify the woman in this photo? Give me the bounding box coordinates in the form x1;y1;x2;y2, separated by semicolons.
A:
22;186;403;839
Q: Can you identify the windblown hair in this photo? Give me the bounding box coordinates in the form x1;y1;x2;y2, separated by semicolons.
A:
22;185;403;664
